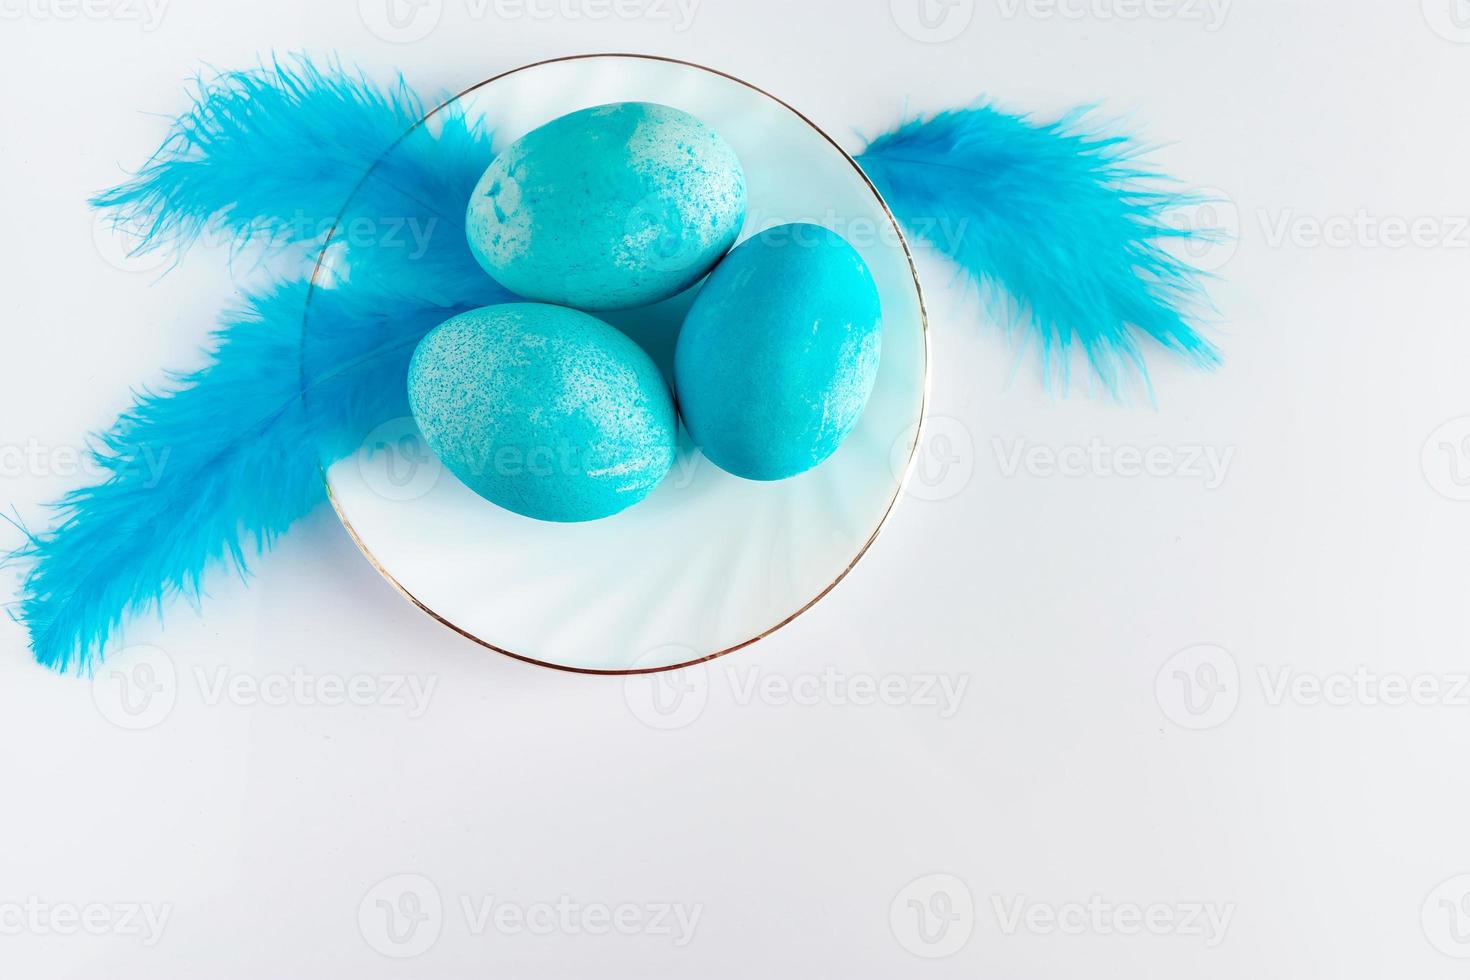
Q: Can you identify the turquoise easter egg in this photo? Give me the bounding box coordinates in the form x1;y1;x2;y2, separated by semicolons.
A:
465;102;747;311
408;303;677;523
674;224;883;482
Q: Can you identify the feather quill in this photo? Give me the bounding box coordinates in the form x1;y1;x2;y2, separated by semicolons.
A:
858;104;1220;391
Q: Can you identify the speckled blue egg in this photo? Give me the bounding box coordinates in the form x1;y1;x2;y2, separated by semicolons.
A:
465;102;747;311
408;303;677;523
674;224;882;482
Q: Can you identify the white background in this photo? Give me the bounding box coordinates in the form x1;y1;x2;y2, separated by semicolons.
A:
2;1;1469;977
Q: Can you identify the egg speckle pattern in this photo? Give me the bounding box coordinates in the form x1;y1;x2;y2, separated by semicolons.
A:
408;304;677;522
466;102;747;311
674;224;882;481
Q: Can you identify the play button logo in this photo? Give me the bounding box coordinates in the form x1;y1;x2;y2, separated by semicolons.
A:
891;0;975;42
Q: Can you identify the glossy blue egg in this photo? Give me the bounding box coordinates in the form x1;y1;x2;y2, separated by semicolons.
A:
408;303;677;522
674;224;882;481
466;102;747;311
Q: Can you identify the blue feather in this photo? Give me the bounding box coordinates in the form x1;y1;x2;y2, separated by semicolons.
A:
95;58;444;250
858;104;1220;391
9;282;497;673
93;56;498;305
10;59;510;671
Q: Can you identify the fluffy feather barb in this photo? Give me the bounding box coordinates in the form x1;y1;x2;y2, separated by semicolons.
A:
94;59;444;250
11;283;490;673
92;57;498;305
859;104;1220;391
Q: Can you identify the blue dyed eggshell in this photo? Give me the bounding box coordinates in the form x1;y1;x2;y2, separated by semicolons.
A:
408;303;677;523
466;102;747;311
674;224;883;482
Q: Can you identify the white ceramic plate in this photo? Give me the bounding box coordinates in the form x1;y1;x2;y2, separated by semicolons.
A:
324;54;928;673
